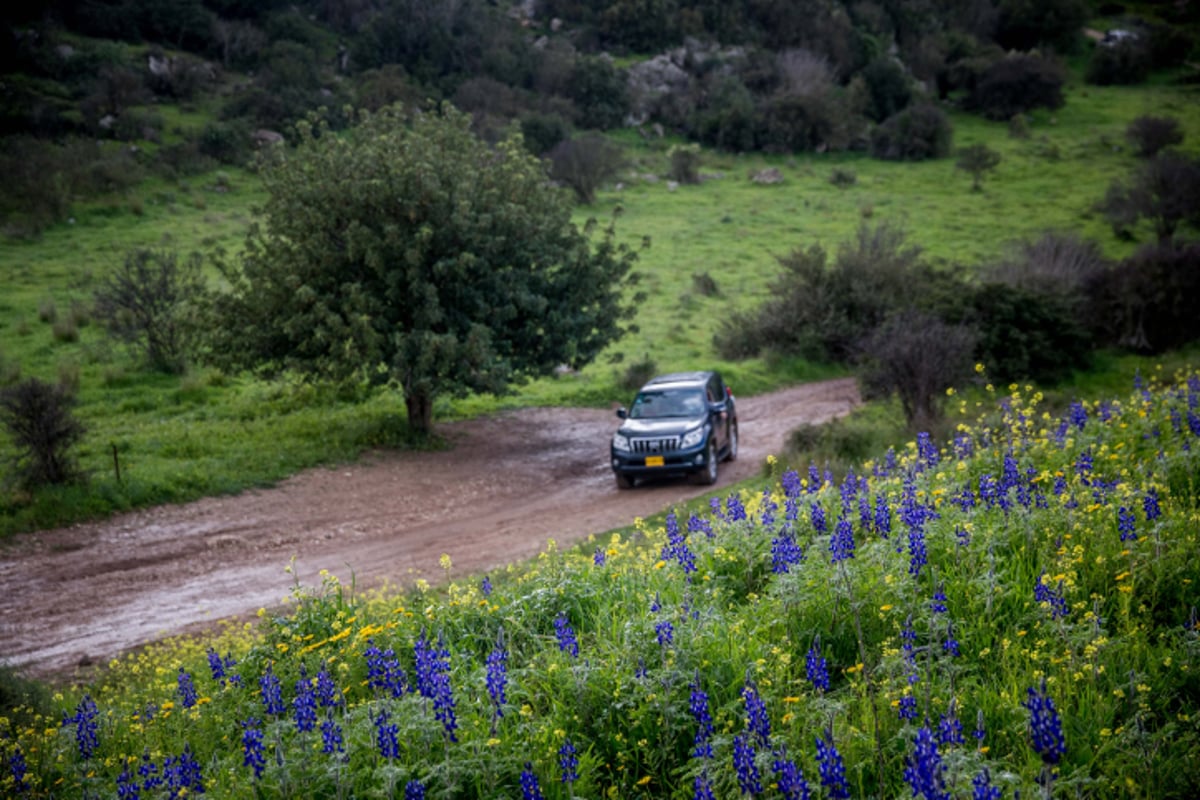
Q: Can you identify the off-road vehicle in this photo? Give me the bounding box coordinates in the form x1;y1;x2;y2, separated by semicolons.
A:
610;371;738;489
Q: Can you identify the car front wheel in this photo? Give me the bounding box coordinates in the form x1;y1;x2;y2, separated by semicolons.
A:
691;440;719;485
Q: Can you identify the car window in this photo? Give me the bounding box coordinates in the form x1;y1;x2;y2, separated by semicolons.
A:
631;389;706;419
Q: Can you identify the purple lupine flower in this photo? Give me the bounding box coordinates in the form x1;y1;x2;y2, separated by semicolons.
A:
688;512;714;538
902;724;950;800
859;491;872;535
206;647;239;687
917;432;939;468
1075;449;1094;480
972;767;1003;800
953;432;974;460
726;493;748;522
138;751;161;789
710;496;725;520
661;512;698;575
1068;401;1088;429
404;780;426;800
772;752;811;800
830;517;855;563
943;622;961;657
432;669;458;742
954;485;977;512
974;709;987;748
293;672;317;733
694;771;717;800
9;746;30;794
733;733;763;796
116;766;138;800
593;547;606;566
1023;680;1066;765
809;503;827;535
898;695;918;721
938;703;964;746
481;575;493;596
1143;488;1161;521
690;672;715;759
656;619;675;647
554;612;579;658
930;583;948;614
742;674;771;746
176;668;198;709
1034;572;1070;620
260;664;284;716
161;745;204;796
806;639;830;693
242;718;265;778
808;464;822;492
487;634;508;725
771;531;803;574
414;630;447;699
520;762;545;800
64;694;100;760
908;523;927;578
874;494;892;537
375;709;400;759
760;489;778;530
558;740;578;784
316;666;342;708
782;469;802;498
1118;506;1137;542
321;715;344;756
956;524;971;546
815;729;849;799
901;615;919;684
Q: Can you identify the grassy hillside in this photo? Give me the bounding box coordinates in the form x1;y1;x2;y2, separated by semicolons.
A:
3;368;1198;798
1;69;1198;536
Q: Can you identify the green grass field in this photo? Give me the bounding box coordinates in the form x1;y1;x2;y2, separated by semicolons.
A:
1;71;1198;536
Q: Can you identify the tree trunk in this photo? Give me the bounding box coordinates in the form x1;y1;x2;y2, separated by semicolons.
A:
405;389;434;437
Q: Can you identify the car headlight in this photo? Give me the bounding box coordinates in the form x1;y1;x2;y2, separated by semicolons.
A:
612;433;631;452
680;427;705;449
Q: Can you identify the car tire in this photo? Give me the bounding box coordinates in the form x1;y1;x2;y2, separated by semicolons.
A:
691;440;719;485
725;422;738;462
615;472;635;490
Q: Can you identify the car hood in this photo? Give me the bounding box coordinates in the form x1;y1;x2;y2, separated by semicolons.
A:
617;417;705;437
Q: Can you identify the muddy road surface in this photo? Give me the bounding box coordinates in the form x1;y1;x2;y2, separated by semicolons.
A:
0;378;859;680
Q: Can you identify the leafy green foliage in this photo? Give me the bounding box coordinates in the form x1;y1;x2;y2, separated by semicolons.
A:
548;133;626;204
208;105;639;435
964;54;1065;121
1086;241;1200;354
870;103;953;161
1125;115;1184;159
1100;151;1200;243
956;143;1002;191
92;248;205;374
0;377;86;488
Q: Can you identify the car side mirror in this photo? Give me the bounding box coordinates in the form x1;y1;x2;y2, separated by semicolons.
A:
616;407;628;419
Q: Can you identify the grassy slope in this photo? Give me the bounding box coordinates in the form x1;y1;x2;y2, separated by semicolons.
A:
1;72;1198;535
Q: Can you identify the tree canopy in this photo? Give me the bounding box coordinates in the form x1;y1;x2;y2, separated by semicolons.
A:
209;104;639;434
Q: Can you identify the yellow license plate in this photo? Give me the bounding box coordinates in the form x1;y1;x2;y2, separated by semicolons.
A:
645;455;665;467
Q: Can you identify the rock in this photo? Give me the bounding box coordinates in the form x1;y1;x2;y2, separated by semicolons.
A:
253;129;285;146
751;168;784;185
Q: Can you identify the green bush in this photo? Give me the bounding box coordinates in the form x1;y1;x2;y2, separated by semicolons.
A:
861;56;912;123
518;111;571;156
1085;241;1200;354
0;377;87;488
1086;39;1151;86
869;103;953;161
964;53;1065;121
667;143;701;184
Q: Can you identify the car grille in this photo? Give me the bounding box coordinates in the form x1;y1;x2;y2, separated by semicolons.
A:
631;436;679;454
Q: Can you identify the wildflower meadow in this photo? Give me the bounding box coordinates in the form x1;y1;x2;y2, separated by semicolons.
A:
4;368;1200;799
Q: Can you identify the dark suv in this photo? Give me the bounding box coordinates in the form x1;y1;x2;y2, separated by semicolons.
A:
610;371;738;489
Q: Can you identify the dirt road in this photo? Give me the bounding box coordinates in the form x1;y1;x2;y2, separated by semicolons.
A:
0;378;858;680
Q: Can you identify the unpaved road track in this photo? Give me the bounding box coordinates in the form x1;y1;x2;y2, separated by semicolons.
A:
0;378;858;680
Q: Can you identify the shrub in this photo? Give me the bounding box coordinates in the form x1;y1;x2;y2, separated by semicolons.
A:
955;143;1001;191
869;103;953;161
1086;38;1151;86
691;271;719;297
964;282;1093;384
1100;151;1200;243
986;231;1109;295
690;75;760;153
861;56;912;123
569;56;630;130
759;87;851;153
618;353;657;393
995;0;1088;53
829;166;857;187
964;54;1065;121
1125;115;1184;158
857;310;977;430
1084;241;1200;353
0;377;86;488
547;134;624;204
518;112;570;156
667;144;701;184
93;248;206;373
198;120;251;165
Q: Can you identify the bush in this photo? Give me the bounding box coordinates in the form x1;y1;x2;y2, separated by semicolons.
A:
197;120;251;165
955;143;1001;191
1085;241;1200;353
857;311;977;430
1086;38;1151;86
869;103;953;161
0;377;86;488
1100;151;1200;243
569;56;630;130
93;248;206;373
829;167;857;187
964;282;1093;384
1125;115;1184;158
690;75;760;153
547;134;625;204
964;54;1065;121
518;112;570;156
861;56;912;123
618;353;657;393
759;87;851;153
667;144;701;184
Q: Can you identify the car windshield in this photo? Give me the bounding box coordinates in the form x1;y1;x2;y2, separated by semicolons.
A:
629;389;706;419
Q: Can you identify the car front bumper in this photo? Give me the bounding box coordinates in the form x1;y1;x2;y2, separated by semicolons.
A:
611;441;710;478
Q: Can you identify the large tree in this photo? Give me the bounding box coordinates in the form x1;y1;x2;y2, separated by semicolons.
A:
209;104;639;435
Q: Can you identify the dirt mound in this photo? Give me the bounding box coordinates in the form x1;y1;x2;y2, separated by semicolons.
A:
0;378;859;680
